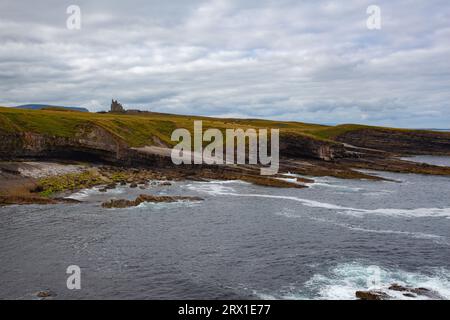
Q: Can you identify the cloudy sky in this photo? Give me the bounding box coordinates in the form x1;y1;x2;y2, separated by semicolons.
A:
0;0;449;127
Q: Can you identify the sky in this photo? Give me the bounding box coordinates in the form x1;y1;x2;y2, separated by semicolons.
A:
0;0;449;127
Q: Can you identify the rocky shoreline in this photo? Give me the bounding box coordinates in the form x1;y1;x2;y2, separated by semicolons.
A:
2;153;450;206
2;107;450;206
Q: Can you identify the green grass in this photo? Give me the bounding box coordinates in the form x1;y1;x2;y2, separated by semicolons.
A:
1;106;444;147
0;106;333;146
312;124;370;140
38;170;104;197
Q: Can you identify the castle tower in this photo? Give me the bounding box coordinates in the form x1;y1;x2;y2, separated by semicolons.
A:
110;99;124;112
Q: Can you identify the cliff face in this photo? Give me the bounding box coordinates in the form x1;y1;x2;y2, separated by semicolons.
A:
280;134;347;160
0;124;177;167
3;126;450;166
335;129;450;155
0;124;124;162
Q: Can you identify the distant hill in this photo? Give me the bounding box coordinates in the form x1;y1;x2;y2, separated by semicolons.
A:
15;104;89;112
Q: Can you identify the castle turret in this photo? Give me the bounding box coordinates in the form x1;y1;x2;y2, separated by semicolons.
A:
110;99;124;112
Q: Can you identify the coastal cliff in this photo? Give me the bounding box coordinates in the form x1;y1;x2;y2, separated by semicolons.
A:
1;106;450;205
335;127;450;156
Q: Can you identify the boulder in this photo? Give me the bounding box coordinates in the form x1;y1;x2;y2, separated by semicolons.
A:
36;290;57;298
101;199;135;208
355;290;390;300
296;177;314;184
388;284;409;292
135;194;203;203
106;183;116;189
411;287;444;299
388;284;444;299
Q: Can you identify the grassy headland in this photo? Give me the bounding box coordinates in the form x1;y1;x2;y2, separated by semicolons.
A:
1;105;450;205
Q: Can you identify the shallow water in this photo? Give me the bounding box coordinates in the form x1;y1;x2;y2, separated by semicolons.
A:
401;155;450;167
1;156;450;300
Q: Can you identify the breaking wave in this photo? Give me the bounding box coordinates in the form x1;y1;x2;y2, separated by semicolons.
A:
254;262;450;300
65;186;127;201
189;183;450;219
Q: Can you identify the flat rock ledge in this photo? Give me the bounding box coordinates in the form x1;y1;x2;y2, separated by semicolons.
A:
0;195;81;206
356;284;445;300
355;290;391;300
101;194;204;209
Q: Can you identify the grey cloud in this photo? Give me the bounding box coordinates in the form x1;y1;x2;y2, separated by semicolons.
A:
0;0;449;128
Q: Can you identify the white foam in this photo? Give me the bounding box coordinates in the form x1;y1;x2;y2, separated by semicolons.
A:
255;262;450;300
206;180;250;185
310;182;363;192
134;200;201;210
186;182;237;195
276;177;300;184
310;263;450;300
196;188;450;219
275;209;448;245
339;207;450;219
308;216;448;245
284;173;363;191
203;191;363;210
65;188;100;200
65;185;126;200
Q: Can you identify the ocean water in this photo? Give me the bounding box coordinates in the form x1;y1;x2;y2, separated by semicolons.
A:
1;156;450;300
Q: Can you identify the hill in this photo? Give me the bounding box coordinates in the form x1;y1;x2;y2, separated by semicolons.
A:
15;104;89;113
1;105;450;179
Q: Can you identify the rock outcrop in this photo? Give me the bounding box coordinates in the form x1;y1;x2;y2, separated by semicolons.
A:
356;284;445;300
355;290;391;300
0;195;81;206
388;284;445;299
0;123;174;169
336;128;450;156
35;289;57;299
280;133;346;161
101;194;204;208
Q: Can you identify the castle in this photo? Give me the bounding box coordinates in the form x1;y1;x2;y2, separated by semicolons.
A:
110;99;124;112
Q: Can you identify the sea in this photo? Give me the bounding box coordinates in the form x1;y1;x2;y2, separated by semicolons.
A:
1;156;450;299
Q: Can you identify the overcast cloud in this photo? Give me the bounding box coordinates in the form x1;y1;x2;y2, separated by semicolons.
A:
0;0;449;127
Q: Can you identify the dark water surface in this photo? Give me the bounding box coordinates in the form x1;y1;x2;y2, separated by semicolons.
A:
1;156;450;299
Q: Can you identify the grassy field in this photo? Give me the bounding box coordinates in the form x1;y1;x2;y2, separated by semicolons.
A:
0;106;428;147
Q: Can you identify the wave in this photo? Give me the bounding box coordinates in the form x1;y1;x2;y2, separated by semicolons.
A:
339;207;450;219
65;186;126;200
204;180;250;185
186;182;237;195
275;209;448;245
254;262;450;300
284;173;364;192
133;200;201;210
196;185;450;219
307;216;449;245
310;182;363;192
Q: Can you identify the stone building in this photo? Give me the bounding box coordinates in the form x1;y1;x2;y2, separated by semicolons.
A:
110;99;124;112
